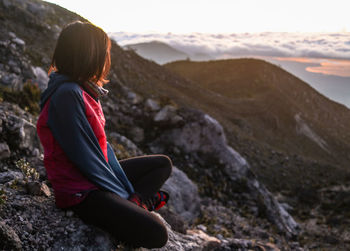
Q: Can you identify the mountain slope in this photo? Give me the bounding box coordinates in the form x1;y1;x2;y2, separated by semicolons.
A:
107;47;350;193
124;40;189;64
163;59;350;163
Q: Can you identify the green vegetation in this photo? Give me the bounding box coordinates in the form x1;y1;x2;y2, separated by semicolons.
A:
15;158;39;182
0;81;41;115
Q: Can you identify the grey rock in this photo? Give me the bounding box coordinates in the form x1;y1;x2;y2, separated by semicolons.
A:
154;111;299;237
0;170;23;184
0;73;22;89
129;126;144;143
1;0;10;8
0;220;22;250
65;210;74;217
31;148;40;157
162;166;201;223
8;31;16;39
0;142;11;159
109;132;144;156
145;98;161;112
157;208;187;234
153;213;222;251
26;181;51;197
5;114;42;153
12;37;25;46
171;115;184;124
154;105;177;123
127;91;143;105
31;66;49;91
26;2;47;17
11;38;25;51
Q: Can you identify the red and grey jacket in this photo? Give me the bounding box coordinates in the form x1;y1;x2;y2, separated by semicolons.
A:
36;72;134;208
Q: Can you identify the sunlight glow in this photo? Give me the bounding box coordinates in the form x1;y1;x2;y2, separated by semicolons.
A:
275;57;350;77
44;0;349;33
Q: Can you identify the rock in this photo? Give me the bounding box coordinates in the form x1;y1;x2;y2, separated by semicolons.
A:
65;210;74;217
129;126;144;143
26;2;47;17
154;105;177;123
0;73;22;89
158;207;187;234
8;59;21;74
162;166;201;223
0;171;23;184
145;98;161;112
108;132;144;156
215;238;280;251
8;31;16;39
127;91;143;105
26;181;51;197
197;224;207;232
171;115;184;125
0;220;22;250
0;142;11;159
153;213;222;251
31;66;49;90
153;110;300;237
31;148;40;157
11;37;25;51
5;114;42;154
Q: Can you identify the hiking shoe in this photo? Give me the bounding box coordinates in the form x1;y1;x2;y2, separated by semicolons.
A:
128;193;148;210
151;190;169;211
128;191;169;211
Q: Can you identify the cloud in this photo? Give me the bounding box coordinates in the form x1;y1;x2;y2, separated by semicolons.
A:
109;32;350;60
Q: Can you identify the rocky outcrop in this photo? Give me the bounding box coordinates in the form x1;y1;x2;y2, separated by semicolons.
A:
150;109;299;238
0;100;303;250
0;102;41;158
162;166;201;223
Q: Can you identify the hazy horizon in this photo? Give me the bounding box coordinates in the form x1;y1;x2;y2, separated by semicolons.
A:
111;31;350;108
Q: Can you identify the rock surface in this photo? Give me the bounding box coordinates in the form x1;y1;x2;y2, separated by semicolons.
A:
162;166;201;223
151;109;299;237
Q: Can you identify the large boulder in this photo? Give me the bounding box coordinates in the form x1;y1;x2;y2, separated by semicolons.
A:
162;166;201;223
151;109;300;238
0;102;42;157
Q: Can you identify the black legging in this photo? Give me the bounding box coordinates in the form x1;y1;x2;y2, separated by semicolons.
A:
68;154;173;248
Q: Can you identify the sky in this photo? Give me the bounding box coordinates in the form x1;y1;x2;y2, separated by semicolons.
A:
45;0;349;33
44;0;350;108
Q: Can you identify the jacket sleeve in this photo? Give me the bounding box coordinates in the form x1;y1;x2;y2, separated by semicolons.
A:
47;83;133;199
106;142;135;194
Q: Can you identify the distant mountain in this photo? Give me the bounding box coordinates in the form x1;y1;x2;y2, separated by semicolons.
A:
163;59;350;191
123;40;213;64
123;40;189;64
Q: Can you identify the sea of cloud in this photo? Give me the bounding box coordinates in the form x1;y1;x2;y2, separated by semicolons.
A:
110;32;350;60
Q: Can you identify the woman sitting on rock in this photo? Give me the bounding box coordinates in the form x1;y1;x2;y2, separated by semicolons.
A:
36;21;172;249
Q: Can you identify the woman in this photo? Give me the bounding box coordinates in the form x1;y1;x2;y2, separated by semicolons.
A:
36;21;172;248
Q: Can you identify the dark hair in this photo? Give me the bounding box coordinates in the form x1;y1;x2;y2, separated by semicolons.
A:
49;21;111;86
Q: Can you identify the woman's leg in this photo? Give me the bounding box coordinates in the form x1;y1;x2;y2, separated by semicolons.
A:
118;154;173;198
70;190;168;248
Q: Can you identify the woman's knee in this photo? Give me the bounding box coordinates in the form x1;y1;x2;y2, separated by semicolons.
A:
142;218;168;248
156;154;173;179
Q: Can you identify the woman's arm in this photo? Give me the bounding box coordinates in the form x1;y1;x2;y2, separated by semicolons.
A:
47;83;134;198
106;142;135;193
